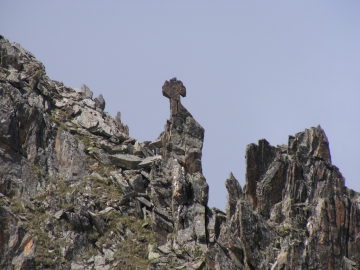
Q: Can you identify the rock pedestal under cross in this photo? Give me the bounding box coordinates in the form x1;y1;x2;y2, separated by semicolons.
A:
162;78;186;116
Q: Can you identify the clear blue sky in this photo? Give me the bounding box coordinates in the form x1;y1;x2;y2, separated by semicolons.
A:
1;2;359;210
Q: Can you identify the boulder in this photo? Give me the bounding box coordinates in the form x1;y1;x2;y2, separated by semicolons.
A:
94;94;105;110
138;155;162;168
109;154;143;169
128;174;146;193
149;139;162;149
80;84;93;99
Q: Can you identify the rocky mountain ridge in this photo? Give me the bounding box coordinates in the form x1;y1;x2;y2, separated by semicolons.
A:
0;35;359;269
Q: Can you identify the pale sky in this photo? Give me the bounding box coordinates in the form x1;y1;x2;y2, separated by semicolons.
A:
1;1;359;210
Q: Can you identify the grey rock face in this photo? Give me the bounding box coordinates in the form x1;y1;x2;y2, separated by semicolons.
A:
80;84;93;99
1;35;359;270
225;172;242;221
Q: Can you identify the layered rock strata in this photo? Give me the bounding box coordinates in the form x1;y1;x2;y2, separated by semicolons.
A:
0;35;359;270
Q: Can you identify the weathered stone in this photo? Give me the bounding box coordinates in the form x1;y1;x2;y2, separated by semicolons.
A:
123;137;136;145
225;172;242;221
141;146;154;157
148;244;160;260
66;212;87;231
98;207;114;215
110;171;132;194
103;248;114;262
133;141;144;156
256;161;285;218
109;154;143;169
7;69;20;84
138;155;162;168
94;255;105;267
149;139;162;149
53;130;88;183
100;140;127;154
108;135;119;144
53;99;66;108
88;211;105;235
80;84;93;99
206;208;223;244
82;98;96;109
71;104;81;116
184;151;202;175
172;162;188;204
128;174;146;193
136;196;153;208
92;148;111;165
244;138;278;209
193;204;207;243
190;172;209;205
54;209;64;219
141;170;151;180
11;233;36;270
94;94;105;110
152;211;174;245
74;108;99;129
71;262;84;270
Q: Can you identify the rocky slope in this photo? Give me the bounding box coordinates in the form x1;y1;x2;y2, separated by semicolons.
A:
0;35;359;269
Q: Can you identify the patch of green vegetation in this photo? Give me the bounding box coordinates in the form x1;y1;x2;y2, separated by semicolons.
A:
13;197;70;269
47;115;64;129
167;232;175;241
29;215;68;269
110;215;155;269
97;163;116;178
194;245;203;257
9;197;25;214
31;162;42;179
277;224;296;237
79;135;92;150
71;122;78;130
47;108;74;130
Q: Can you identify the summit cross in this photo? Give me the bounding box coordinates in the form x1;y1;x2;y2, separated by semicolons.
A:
162;78;186;116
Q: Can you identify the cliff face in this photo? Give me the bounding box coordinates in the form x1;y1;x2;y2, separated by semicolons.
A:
0;35;359;270
207;128;360;269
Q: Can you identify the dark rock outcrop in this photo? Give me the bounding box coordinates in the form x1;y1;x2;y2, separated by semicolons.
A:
146;78;209;268
0;35;359;270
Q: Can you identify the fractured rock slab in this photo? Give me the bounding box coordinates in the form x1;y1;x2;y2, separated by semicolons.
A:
80;84;93;99
138;155;162;168
109;154;143;169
